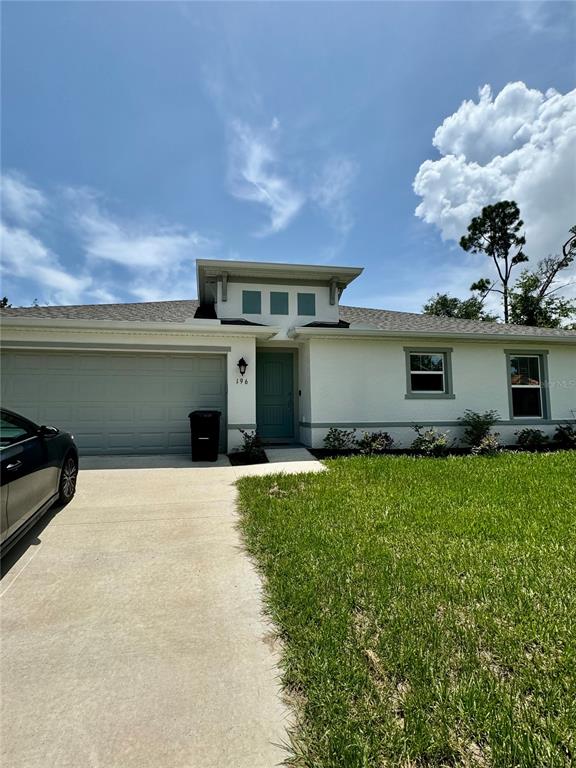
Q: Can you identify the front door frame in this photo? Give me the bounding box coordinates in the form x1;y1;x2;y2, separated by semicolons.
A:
255;347;299;444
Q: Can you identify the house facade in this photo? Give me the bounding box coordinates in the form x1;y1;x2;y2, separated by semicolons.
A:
1;259;575;454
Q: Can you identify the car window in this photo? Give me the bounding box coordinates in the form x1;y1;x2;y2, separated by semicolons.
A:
0;413;35;447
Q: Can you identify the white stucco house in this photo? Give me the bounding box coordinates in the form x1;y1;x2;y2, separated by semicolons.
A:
1;258;575;454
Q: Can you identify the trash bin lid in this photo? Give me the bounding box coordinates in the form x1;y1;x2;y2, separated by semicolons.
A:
189;410;221;419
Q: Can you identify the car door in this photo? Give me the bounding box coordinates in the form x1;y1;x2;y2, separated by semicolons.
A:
0;467;8;546
0;412;55;545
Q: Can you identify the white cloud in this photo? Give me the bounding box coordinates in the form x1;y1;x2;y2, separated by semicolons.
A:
87;287;121;304
72;193;207;269
227;119;358;241
516;1;567;34
227;120;305;236
432;82;548;165
0;222;91;304
414;83;576;279
311;156;358;235
1;180;214;305
67;191;212;301
517;1;547;33
1;172;47;226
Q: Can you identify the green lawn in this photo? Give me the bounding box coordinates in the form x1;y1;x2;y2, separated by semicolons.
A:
237;452;576;768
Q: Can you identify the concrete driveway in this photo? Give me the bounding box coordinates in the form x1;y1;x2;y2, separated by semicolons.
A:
0;451;323;767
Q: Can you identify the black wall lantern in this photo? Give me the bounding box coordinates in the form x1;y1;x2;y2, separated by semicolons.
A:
237;357;248;376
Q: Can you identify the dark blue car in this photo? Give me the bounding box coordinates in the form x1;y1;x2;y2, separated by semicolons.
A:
0;408;78;555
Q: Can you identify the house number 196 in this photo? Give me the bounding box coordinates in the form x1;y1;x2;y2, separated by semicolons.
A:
236;377;249;385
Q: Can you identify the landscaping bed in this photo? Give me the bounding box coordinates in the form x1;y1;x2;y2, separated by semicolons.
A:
237;452;576;767
309;444;569;460
228;450;268;466
228;428;269;465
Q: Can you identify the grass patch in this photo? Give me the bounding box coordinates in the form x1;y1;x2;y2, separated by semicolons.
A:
237;452;576;767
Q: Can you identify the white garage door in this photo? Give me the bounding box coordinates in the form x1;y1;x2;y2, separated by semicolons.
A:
1;351;227;455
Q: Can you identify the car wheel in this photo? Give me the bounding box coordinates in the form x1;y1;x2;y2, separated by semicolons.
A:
58;454;78;504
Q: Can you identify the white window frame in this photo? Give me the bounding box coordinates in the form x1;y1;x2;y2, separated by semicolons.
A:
404;348;455;400
507;352;548;419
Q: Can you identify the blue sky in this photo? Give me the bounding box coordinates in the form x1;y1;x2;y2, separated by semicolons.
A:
1;1;575;312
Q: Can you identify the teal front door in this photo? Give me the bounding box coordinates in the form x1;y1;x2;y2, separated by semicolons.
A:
256;352;294;440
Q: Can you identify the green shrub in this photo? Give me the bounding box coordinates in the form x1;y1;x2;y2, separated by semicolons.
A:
458;409;500;447
471;433;502;456
323;427;357;451
238;429;265;459
554;423;576;449
515;428;549;450
411;425;452;457
356;430;394;455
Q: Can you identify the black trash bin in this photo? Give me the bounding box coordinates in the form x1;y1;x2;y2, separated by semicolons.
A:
188;410;221;462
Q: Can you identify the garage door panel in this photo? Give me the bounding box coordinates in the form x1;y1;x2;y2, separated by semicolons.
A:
8;376;62;400
108;433;138;450
167;357;199;373
165;405;191;420
77;404;131;423
192;379;226;395
196;357;225;374
73;377;108;400
80;434;109;452
70;355;106;372
197;380;224;396
39;404;74;423
157;378;191;398
138;432;169;449
131;377;167;399
133;404;171;423
1;352;227;455
168;431;189;451
23;354;68;373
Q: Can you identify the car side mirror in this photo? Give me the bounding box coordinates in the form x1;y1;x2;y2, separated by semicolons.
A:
38;425;59;437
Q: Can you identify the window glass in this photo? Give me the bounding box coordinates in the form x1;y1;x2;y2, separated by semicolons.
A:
0;413;33;447
510;356;540;385
410;353;444;372
270;291;289;315
512;388;542;418
409;352;445;392
410;373;445;392
297;293;316;316
242;290;261;314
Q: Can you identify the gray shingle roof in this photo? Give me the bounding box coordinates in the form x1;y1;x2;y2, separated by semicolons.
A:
1;300;200;322
2;299;575;338
338;306;576;338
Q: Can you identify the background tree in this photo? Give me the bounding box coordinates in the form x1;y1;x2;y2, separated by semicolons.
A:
425;221;575;328
0;297;12;309
509;225;576;328
459;200;528;322
423;293;498;322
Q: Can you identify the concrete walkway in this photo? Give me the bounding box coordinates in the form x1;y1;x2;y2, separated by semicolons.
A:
77;446;324;474
0;451;324;768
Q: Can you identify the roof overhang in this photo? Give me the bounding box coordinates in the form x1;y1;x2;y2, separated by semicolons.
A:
289;326;576;344
0;316;280;340
196;258;363;303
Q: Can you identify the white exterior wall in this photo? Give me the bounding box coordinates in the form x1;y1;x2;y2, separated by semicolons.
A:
297;341;312;447
216;280;339;330
225;336;257;451
0;322;259;452
303;337;576;447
